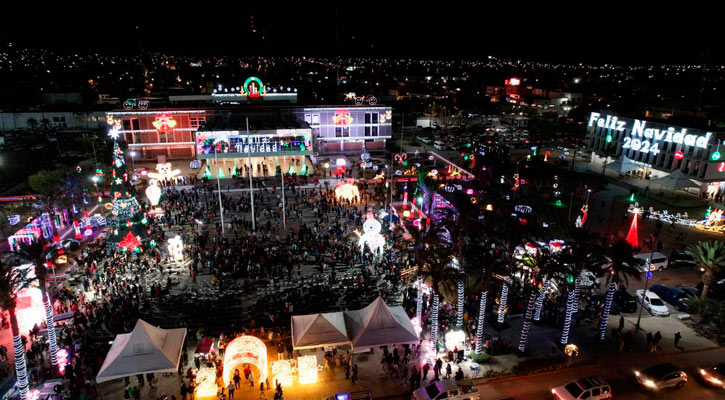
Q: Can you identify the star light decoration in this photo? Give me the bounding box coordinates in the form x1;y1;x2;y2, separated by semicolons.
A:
108;126;122;140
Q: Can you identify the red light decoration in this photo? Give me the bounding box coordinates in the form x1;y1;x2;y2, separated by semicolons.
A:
505;78;521;86
626;214;639;249
719;162;725;172
333;110;353;126
118;231;142;252
152;114;177;131
674;150;684;160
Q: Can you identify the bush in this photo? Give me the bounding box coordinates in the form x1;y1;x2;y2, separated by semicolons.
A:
470;352;491;364
686;298;725;331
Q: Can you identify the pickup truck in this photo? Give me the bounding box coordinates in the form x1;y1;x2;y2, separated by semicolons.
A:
412;379;479;400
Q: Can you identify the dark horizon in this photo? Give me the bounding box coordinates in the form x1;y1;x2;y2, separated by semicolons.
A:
1;3;722;65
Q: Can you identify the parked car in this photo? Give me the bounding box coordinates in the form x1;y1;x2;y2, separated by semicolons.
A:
649;285;689;311
634;252;669;271
636;290;670;316
698;363;725;388
433;140;447;151
673;285;700;300
668;251;695;268
412;379;479;400
614;290;638;313
552;376;612;399
416;135;433;144
635;363;687;390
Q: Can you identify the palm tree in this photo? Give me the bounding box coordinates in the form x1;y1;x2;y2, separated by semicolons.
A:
0;259;35;400
558;227;607;345
410;221;457;351
28;169;68;239
686;240;725;299
11;240;60;366
600;239;642;340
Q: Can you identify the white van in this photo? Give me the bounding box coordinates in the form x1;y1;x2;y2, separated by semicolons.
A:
635;252;669;272
434;141;447;151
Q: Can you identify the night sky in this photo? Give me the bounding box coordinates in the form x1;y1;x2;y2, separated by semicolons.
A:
1;2;721;63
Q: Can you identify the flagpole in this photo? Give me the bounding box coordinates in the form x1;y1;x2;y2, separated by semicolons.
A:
247;117;256;231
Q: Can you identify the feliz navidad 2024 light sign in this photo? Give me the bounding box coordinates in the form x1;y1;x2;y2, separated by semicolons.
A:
589;112;712;155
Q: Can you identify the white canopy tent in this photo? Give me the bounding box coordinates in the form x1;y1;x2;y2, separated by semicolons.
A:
344;296;419;348
650;169;700;190
96;319;187;383
605;156;640;173
291;312;350;350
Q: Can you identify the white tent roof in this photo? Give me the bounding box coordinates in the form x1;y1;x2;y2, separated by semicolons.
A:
96;319;187;383
344;296;419;348
605;156;640;173
291;312;350;349
650;169;700;190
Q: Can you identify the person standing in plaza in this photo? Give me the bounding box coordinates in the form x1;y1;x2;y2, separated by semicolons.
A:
227;383;235;399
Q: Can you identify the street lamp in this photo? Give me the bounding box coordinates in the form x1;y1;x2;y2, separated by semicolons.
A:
91;176;103;216
129;151;137;178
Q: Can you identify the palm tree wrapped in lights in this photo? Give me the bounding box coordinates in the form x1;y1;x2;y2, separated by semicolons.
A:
559;228;606;345
533;279;549;322
600;239;641;340
0;259;34;400
497;276;510;324
430;294;440;350
12;241;61;366
474;291;488;354
415;275;423;321
518;289;539;352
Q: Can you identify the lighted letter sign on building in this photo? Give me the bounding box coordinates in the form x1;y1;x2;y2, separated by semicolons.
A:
195;129;313;159
586;112;719;181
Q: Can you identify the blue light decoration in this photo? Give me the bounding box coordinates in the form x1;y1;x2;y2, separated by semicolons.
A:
430;294;440;352
560;289;576;345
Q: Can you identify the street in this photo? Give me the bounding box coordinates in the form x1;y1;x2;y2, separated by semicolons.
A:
476;347;725;399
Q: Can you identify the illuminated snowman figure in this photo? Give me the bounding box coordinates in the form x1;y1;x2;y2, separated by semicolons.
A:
167;235;184;263
356;212;386;257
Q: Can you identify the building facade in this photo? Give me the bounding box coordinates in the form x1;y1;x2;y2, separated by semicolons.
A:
586;112;725;187
106;109;210;161
288;106;392;154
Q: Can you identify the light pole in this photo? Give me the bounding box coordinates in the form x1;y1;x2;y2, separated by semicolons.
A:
214;147;225;234
129;151;137;178
91;176;103;216
246;117;256;231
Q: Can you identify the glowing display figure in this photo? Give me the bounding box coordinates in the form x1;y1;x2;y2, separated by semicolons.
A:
223;336;268;386
334;179;360;202
297;355;318;384
148;162;181;181
167;235;184;263
145;180;162;206
355;212;386;257
271;360;294;387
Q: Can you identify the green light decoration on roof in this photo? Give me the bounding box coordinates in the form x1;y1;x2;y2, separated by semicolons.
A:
629;193;636;202
232;161;239;176
300;144;306;151
203;165;212;179
217;168;225;178
300;162;307;175
555;199;563;207
288;164;296;175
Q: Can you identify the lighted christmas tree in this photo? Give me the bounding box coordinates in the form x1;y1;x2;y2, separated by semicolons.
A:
105;141;153;253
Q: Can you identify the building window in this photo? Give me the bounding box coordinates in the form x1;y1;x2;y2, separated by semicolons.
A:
304;113;311;123
312;114;320;125
364;127;371;136
335;127;350;137
365;112;379;124
371;126;378;136
123;119;140;130
190;116;206;129
693;161;700;176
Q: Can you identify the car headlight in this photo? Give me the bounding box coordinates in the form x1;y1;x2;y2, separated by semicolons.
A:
643;379;656;388
708;377;723;385
551;388;557;394
700;369;707;375
634;371;640;377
